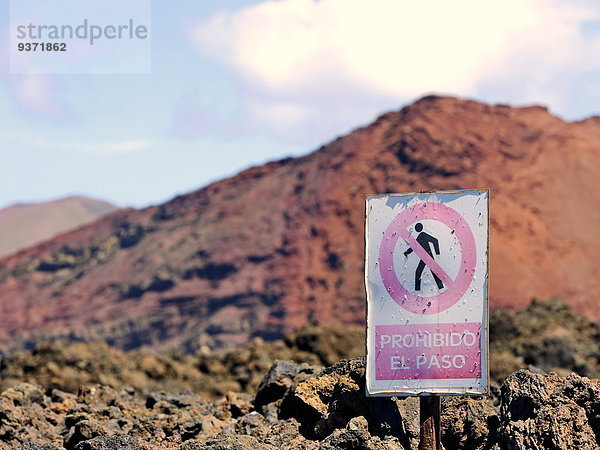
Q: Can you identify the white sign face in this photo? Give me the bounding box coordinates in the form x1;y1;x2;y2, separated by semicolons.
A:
365;189;489;396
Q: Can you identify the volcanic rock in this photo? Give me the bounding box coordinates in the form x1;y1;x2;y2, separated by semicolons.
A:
441;397;499;449
72;436;145;450
497;370;600;449
0;352;599;449
0;97;598;352
254;360;321;416
281;358;405;440
0;325;331;399
180;435;271;450
489;298;600;381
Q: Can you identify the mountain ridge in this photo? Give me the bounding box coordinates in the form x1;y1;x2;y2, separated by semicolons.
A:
1;96;598;352
0;195;118;258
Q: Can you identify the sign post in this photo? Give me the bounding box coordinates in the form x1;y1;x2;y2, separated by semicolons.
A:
419;396;441;450
365;190;489;446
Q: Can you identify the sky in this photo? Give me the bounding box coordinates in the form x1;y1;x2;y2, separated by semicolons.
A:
1;0;599;210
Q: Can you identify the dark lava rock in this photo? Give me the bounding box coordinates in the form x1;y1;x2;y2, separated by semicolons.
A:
73;435;144;450
489;298;600;382
225;391;254;418
0;383;60;447
222;412;271;439
254;360;300;411
318;415;405;449
145;390;203;409
441;397;499;450
181;434;273;449
261;418;316;448
179;414;230;441
497;369;600;449
2;383;45;406
393;397;420;450
253;358;321;421
64;419;109;449
318;428;372;449
281;357;404;441
17;444;60;450
285;323;366;366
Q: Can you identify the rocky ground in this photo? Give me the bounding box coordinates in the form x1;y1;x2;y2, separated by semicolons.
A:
489;298;600;381
0;323;365;400
1;360;598;449
0;298;598;449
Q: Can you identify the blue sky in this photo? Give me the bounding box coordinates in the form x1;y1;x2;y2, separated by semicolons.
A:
1;0;599;209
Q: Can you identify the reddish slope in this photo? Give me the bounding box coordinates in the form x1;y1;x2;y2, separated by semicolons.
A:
0;196;117;257
0;97;598;352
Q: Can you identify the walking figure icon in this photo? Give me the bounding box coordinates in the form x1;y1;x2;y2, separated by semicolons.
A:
403;223;444;291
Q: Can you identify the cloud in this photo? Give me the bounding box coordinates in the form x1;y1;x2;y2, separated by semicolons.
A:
0;25;74;122
189;0;600;140
10;74;74;121
246;101;309;132
93;140;154;155
0;131;155;156
171;104;249;139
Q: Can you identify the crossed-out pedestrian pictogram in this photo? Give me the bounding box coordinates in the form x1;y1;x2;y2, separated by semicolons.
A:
378;202;476;315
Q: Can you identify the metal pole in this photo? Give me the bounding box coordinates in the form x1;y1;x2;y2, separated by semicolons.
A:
419;395;441;450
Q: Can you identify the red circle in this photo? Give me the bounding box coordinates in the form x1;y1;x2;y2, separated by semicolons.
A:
378;202;476;314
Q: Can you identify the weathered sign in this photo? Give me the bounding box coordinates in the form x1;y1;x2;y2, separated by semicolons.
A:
365;189;489;396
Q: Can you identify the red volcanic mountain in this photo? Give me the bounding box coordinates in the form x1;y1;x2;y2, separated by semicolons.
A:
0;97;598;352
0;196;117;258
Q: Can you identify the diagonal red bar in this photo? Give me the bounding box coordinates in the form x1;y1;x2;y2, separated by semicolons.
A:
399;229;454;288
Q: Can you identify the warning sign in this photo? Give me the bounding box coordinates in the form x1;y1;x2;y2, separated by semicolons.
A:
365;189;489;396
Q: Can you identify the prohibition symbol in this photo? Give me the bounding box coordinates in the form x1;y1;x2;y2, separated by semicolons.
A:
378;202;476;315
